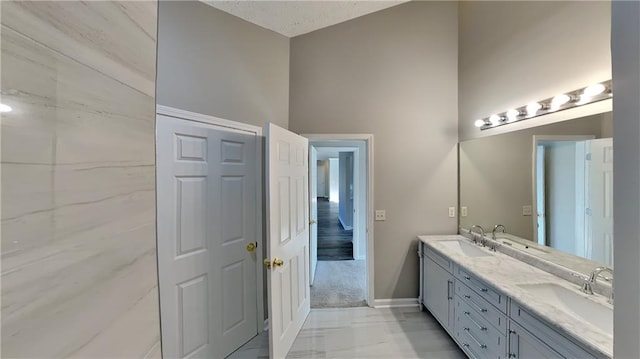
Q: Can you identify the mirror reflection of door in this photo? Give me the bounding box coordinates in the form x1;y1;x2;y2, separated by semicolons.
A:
585;138;614;266
534;136;613;266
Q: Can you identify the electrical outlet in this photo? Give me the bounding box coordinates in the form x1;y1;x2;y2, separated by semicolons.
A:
375;210;386;221
461;206;468;217
522;205;532;216
448;207;456;218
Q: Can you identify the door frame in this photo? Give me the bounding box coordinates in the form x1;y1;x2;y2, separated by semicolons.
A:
531;135;595;246
302;134;374;306
156;105;265;334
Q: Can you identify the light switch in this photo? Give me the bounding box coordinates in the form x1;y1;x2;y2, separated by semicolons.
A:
461;206;468;217
522;205;532;216
375;210;386;221
448;207;456;218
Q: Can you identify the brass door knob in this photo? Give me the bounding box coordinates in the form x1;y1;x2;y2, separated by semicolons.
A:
246;242;257;252
273;258;284;268
263;259;272;270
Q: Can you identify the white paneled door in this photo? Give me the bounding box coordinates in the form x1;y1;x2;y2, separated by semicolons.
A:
157;115;259;358
265;123;310;359
586;138;614;266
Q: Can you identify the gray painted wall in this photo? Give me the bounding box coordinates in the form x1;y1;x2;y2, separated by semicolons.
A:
459;1;611;141
157;1;290;129
290;1;459;299
612;1;640;356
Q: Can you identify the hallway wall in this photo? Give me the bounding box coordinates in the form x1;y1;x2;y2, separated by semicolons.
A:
1;2;160;357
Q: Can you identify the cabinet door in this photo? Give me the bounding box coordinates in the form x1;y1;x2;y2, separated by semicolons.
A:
509;323;562;359
424;256;454;332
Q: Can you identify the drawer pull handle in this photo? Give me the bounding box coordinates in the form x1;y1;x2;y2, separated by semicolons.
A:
466;298;489;313
465;327;488;349
509;353;517;358
464;275;471;280
481;288;489;293
462;343;470;348
464;295;471;299
463;311;488;331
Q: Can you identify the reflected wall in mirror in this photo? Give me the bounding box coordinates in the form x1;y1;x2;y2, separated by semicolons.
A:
460;112;613;267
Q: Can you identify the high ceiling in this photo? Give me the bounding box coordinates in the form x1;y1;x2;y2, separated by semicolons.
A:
202;1;408;38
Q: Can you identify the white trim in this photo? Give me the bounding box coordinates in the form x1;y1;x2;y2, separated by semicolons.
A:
372;298;420;308
155;105;265;338
303;134;374;307
338;216;353;231
156;105;262;135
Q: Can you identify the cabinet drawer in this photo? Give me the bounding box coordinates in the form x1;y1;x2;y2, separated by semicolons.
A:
455;266;507;312
455;317;506;359
509;301;598;359
456;280;507;333
455;296;507;358
424;245;453;272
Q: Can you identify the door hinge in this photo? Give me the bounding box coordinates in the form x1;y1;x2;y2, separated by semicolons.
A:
586;153;592;161
586;208;592;216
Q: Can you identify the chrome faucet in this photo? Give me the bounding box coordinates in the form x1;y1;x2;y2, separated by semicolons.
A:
581;266;614;304
469;225;486;246
492;224;506;240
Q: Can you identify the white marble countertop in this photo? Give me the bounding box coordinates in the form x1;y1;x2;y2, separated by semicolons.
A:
418;234;613;358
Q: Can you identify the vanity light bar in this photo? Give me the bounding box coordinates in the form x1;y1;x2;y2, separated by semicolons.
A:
475;80;613;130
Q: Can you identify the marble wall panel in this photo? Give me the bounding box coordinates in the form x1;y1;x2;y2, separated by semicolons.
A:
1;2;160;357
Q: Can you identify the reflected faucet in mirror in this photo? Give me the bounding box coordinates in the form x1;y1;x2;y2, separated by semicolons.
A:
492;224;506;240
469;225;486;246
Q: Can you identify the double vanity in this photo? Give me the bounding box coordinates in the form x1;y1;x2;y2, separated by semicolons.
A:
418;235;613;359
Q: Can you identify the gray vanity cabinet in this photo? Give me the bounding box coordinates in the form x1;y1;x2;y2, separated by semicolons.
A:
508;322;562;359
508;302;600;359
422;245;455;333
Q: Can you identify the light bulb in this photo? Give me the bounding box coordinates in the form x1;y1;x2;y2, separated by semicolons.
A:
526;102;542;116
0;103;12;113
551;94;571;109
489;115;501;125
474;119;486;128
506;109;520;121
583;83;606;97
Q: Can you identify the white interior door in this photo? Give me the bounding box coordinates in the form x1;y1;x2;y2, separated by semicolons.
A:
157;115;258;358
265;123;310;359
310;147;318;285
586;138;614;266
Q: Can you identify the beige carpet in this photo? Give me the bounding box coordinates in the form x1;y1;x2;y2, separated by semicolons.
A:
311;260;366;308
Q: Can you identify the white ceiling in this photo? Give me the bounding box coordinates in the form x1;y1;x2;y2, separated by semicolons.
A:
202;1;408;38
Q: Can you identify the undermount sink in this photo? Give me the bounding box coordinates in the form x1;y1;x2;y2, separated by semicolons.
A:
518;283;613;335
438;240;493;257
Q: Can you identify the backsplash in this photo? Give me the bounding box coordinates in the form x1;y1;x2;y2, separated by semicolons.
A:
1;2;160;357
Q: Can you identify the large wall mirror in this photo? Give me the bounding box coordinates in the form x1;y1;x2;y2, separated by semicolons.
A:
459;111;613;273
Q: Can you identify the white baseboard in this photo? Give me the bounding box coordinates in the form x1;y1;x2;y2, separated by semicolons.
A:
338;216;353;231
263;319;269;332
372;298;419;308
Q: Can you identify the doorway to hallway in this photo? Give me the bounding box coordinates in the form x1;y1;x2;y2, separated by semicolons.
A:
307;139;372;308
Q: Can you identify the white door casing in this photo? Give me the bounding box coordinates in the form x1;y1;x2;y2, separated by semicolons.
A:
310;147;318;285
265;123;310;359
157;115;259;358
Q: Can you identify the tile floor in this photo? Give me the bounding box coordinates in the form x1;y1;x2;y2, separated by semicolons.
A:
228;306;465;359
